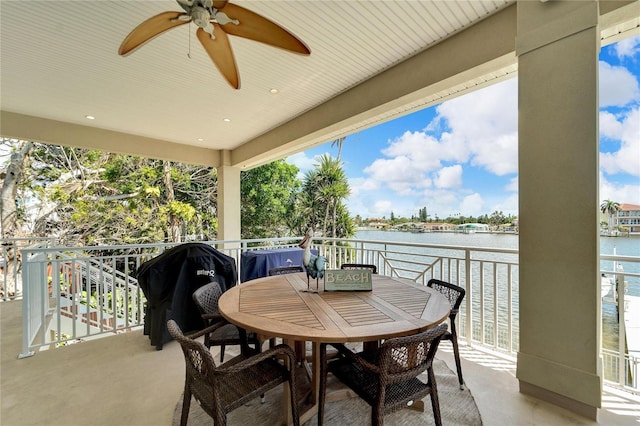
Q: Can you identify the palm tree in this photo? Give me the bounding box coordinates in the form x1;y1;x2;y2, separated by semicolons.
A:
330;137;346;161
301;154;351;239
600;200;621;235
317;155;348;238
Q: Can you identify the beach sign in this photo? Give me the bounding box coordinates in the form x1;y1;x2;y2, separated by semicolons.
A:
324;269;372;291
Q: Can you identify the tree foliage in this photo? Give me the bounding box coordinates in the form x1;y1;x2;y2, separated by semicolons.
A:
418;207;428;222
300;154;353;239
1;140;218;245
240;160;301;239
1;139;356;245
0;140;32;238
600;199;621;234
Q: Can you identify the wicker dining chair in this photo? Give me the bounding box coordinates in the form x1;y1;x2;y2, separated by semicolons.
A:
318;323;448;426
192;281;261;362
427;278;466;389
340;263;377;274
168;320;301;426
268;265;305;275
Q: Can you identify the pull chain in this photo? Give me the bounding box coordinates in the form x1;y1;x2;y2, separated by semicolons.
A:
187;23;192;59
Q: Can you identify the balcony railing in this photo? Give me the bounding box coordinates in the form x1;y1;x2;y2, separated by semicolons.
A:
2;236;638;395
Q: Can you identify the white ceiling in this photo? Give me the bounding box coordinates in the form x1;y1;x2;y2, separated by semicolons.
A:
1;1;511;149
1;1;638;167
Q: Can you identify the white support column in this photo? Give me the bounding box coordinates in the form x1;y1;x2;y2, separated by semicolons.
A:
516;0;602;420
217;150;241;243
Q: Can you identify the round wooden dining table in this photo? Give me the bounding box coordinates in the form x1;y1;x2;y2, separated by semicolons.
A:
218;272;451;424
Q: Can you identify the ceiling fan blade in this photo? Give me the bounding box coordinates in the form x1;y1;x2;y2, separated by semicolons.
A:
197;26;240;89
218;4;310;55
119;11;189;56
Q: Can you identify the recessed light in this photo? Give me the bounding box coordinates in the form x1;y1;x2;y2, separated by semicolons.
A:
84;115;95;120
197;138;204;142
223;118;231;122
269;88;279;94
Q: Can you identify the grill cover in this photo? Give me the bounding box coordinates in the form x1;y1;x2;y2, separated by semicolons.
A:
137;243;237;349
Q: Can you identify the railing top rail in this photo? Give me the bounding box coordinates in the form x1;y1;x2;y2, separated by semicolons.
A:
17;237;520;256
600;254;640;262
18;238;304;255
600;269;640;278
316;236;519;255
20;241;196;254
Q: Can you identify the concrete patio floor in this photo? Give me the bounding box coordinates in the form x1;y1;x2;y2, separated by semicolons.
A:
2;299;639;425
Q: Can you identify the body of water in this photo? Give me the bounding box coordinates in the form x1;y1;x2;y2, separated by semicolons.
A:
355;229;638;290
355;229;639;352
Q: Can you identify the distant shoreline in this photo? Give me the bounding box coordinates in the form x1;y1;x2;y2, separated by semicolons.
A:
355;227;640;238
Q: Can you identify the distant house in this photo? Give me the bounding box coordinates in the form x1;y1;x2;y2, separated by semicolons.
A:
367;221;388;230
393;222;418;232
455;223;490;233
409;223;429;232
616;204;640;233
426;222;455;231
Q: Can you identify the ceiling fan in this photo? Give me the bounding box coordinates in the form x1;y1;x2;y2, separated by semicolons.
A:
118;0;310;89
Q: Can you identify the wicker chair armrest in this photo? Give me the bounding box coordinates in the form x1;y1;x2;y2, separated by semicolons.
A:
327;343;380;374
215;344;297;375
201;313;225;322
185;320;229;340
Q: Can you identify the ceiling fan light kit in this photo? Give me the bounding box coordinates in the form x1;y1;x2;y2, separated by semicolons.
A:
118;0;310;89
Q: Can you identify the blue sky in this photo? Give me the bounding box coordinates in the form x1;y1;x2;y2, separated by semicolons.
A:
288;35;640;220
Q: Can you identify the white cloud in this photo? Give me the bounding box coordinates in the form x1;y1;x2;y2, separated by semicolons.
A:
363;129;469;193
348;176;379;198
599;61;640;107
429;78;519;175
382;130;468;167
364;155;432;196
600;172;640;205
600;107;640;177
286;151;329;173
460;193;484;216
469;133;518;175
491;193;519;217
433;165;462;188
420;189;462;218
435;80;518;136
362;79;518;204
348;47;639;219
372;200;394;217
613;35;640;60
600;110;624;139
505;176;518;192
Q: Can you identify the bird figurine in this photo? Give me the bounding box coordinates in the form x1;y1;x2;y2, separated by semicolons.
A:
298;228;326;292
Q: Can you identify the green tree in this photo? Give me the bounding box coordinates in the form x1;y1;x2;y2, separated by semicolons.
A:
0;139;32;239
2;139;353;246
418;207;428;222
0;139;32;297
488;211;506;228
240;160;301;239
333;202;356;238
4;141;217;245
300;154;354;239
301;154;351;239
600;200;621;235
